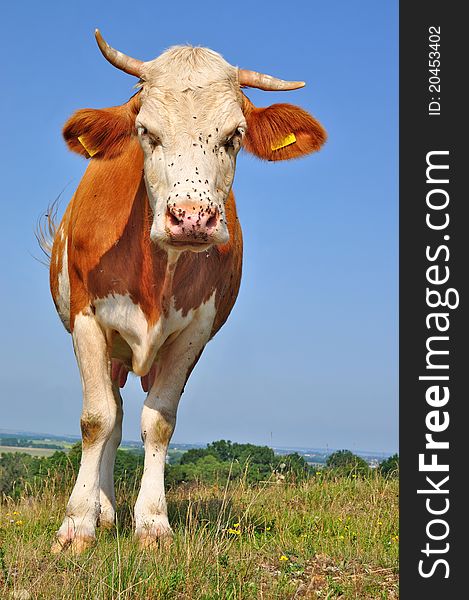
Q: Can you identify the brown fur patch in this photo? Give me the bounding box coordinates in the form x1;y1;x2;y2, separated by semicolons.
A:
64;138;149;327
152;410;176;446
241;93;327;161
80;414;105;446
63;93;141;159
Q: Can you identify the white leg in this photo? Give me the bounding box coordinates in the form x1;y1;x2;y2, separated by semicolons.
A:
99;383;123;528
134;323;210;547
52;311;117;554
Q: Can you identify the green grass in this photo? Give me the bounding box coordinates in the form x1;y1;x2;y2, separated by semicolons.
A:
0;474;398;599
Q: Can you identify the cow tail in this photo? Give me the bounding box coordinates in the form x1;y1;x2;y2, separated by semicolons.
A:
35;195;61;265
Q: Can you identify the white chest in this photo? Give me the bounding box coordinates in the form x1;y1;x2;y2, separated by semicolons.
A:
93;291;217;375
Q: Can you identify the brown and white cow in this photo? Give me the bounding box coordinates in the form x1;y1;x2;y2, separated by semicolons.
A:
47;30;326;553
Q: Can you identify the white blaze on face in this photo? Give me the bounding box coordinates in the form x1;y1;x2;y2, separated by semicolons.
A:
135;47;246;249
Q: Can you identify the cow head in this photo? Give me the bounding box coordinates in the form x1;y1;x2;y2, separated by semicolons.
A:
63;31;326;253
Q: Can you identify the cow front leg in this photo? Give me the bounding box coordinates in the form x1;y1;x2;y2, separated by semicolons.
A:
134;325;209;547
52;311;117;554
134;392;177;546
98;383;123;528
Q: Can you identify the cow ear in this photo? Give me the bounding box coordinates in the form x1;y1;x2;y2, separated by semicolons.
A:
63;93;140;159
242;93;326;161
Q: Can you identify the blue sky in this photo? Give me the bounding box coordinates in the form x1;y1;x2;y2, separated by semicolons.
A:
0;1;398;453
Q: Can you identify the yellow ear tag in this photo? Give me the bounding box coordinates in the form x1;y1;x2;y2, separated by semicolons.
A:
271;133;297;151
77;135;98;157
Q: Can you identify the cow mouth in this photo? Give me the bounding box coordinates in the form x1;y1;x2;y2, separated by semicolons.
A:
168;240;211;249
169;240;208;246
163;238;214;253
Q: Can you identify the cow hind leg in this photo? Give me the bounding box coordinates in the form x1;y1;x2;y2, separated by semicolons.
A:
52;311;117;554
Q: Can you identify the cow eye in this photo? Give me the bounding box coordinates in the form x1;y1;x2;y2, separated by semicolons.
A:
137;126;160;148
224;127;244;148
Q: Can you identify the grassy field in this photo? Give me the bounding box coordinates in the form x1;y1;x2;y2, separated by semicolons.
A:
0;474;398;599
0;447;58;458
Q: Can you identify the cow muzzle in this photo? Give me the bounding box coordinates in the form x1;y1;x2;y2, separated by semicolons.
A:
161;201;228;249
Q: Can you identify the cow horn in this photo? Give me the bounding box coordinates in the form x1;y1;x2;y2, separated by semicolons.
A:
95;29;144;78
238;68;305;91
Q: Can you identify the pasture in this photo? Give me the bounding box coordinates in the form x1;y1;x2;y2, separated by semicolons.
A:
0;474;398;599
0;447;57;458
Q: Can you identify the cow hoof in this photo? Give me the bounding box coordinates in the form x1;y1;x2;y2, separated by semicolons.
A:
98;515;116;530
69;535;95;554
138;531;173;550
136;517;173;549
51;537;70;554
51;532;95;555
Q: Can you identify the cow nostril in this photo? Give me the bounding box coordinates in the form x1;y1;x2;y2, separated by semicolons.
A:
206;214;218;229
168;210;182;227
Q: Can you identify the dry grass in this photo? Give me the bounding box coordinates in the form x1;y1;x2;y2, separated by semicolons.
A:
0;474;398;599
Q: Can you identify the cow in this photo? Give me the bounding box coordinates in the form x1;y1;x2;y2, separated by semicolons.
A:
45;30;326;553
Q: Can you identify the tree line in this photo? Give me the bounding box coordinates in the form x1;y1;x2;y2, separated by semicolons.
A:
0;440;399;500
0;437;64;450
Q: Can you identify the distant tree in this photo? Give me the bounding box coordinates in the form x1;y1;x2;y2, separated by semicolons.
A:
276;452;310;479
174;441;311;484
207;440;235;461
166;449;185;465
179;447;211;465
166;454;243;486
114;449;144;490
179;440;276;473
191;455;242;483
378;454;399;478
236;444;275;468
326;450;369;476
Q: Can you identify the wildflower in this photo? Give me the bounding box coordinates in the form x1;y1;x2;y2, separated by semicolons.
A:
227;521;241;535
13;511;19;516
15;520;23;526
266;526;271;531
377;520;383;526
279;555;289;561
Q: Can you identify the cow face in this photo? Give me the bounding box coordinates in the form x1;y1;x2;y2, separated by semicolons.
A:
62;32;327;254
135;48;245;252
